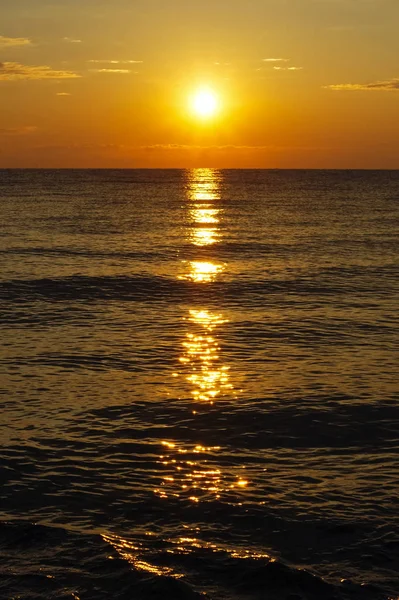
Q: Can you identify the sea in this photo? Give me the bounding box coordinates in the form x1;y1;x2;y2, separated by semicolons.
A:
0;168;398;600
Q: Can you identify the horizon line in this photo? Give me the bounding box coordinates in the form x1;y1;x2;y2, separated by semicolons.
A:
1;167;398;171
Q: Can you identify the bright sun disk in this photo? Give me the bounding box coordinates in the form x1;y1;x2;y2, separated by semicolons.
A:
191;88;219;118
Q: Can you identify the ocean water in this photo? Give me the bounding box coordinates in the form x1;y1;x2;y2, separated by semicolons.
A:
0;168;398;600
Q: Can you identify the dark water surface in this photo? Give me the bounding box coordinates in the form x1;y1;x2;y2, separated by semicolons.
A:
0;169;398;600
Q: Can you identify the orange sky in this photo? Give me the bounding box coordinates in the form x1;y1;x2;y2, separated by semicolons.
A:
1;0;398;168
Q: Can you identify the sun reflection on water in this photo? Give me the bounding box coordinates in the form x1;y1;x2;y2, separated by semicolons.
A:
189;309;226;330
102;533;182;578
187;168;222;247
190;207;219;224
187;168;221;203
181;260;225;283
191;227;219;246
175;170;235;403
161;169;246;505
154;440;250;503
102;531;272;584
176;308;233;402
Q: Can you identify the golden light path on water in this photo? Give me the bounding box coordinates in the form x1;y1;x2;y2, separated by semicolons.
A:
107;173;254;577
155;440;249;503
187;167;222;247
176;169;232;402
179;309;232;402
181;260;225;283
153;170;249;508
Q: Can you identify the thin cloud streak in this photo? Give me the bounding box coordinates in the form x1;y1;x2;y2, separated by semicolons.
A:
142;144;274;151
0;36;31;48
263;58;290;62
141;144;324;151
0;126;38;135
88;60;143;64
263;57;303;71
90;68;132;74
0;62;80;81
274;66;303;71
326;78;399;91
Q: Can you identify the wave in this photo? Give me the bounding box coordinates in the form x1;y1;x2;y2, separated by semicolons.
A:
82;396;399;450
0;520;393;600
0;271;394;304
0;247;167;260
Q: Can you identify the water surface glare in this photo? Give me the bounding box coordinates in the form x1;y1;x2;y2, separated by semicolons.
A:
0;168;398;600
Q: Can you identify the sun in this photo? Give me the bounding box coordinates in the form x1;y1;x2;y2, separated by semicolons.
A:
191;87;219;119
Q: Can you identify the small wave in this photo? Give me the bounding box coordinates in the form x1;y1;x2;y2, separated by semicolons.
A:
1;520;395;599
0;273;390;305
0;246;166;260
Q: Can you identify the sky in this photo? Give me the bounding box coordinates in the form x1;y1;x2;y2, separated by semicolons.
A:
0;0;398;168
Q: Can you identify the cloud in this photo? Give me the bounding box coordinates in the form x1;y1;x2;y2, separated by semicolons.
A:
274;66;303;71
63;37;82;43
36;143;274;152
88;59;143;64
263;58;303;71
30;142;330;156
263;58;290;62
326;78;399;91
88;60;142;74
0;36;31;48
142;144;281;152
90;68;132;74
0;62;80;81
56;92;71;96
33;142;126;151
0;125;38;135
